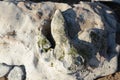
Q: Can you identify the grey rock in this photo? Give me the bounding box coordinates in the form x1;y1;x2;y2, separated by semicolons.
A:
51;9;73;67
8;67;25;80
51;10;68;45
0;63;13;77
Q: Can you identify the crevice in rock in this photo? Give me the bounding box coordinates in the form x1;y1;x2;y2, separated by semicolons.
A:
63;8;81;39
41;20;56;48
19;65;26;80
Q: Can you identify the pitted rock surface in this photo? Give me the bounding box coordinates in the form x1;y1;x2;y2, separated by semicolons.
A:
0;1;119;80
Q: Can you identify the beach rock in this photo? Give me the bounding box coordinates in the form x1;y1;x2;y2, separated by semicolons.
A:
0;1;118;80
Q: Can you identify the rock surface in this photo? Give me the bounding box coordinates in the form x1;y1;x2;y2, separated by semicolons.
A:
0;1;119;80
8;66;25;80
94;0;120;4
97;72;120;80
0;77;7;80
0;63;13;77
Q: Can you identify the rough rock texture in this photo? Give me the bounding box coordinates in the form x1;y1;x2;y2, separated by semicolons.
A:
96;2;120;79
97;72;120;80
0;1;119;80
8;66;25;80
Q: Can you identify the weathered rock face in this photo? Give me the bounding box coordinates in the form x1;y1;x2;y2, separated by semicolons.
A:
8;66;25;80
0;1;119;80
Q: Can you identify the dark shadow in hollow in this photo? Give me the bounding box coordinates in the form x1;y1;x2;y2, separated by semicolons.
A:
62;8;106;78
20;65;26;80
41;19;56;48
116;32;120;72
99;2;120;72
72;28;106;67
63;8;81;39
100;1;120;23
63;7;109;62
100;1;120;35
90;2;117;60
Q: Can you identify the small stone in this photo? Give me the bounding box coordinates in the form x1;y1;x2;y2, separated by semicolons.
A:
8;67;24;80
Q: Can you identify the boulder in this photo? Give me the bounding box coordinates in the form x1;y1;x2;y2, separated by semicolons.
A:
0;1;118;80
